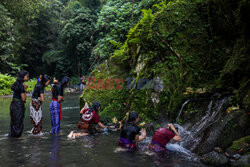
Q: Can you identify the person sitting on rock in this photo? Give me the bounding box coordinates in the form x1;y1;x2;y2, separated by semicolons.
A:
149;123;181;153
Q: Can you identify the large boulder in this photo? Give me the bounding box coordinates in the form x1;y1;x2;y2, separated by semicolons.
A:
194;109;250;155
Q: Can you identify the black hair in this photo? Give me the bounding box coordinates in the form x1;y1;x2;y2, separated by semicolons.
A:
11;70;29;91
88;102;101;114
60;76;70;88
41;74;51;86
126;111;139;125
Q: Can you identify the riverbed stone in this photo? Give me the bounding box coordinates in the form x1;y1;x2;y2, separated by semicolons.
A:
233;154;241;160
231;154;250;167
214;147;223;153
200;151;229;166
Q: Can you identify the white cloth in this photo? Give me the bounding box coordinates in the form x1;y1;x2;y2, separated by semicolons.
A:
30;99;42;125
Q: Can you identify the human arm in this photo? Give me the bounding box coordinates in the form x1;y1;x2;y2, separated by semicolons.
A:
21;84;28;102
39;93;45;102
58;95;64;103
168;124;182;142
134;128;146;142
98;122;106;128
80;102;88;114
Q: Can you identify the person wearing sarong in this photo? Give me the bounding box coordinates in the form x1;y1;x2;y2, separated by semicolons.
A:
9;70;29;138
30;75;51;135
118;111;146;151
67;102;106;139
149;124;181;153
50;76;70;134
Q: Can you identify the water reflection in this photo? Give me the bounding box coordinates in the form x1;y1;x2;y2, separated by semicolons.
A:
49;135;61;167
7;138;28;166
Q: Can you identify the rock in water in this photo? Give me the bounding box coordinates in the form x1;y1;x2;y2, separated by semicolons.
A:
213;147;223;153
231;154;250;167
233;154;241;160
200;151;229;166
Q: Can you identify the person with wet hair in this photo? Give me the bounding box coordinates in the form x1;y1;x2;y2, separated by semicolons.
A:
9;70;29;137
30;74;51;135
68;102;106;139
78;102;106;132
118;111;146;151
149;123;181;153
50;76;70;134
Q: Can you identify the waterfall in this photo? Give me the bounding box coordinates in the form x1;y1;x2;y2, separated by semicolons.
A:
176;99;190;122
173;97;229;152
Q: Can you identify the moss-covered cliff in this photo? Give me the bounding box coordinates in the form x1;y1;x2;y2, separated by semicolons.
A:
80;0;250;123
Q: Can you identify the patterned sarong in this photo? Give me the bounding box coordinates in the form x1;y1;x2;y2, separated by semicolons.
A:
149;140;167;152
118;137;137;151
50;100;61;134
30;99;42;134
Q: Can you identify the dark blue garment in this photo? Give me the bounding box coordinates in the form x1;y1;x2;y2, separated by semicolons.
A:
50;101;61;134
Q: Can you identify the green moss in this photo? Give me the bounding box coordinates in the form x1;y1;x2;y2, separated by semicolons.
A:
227;136;250;155
80;0;250;122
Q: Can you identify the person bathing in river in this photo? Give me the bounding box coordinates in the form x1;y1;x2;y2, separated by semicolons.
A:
9;70;29;138
149;123;181;153
50;76;70;134
80;75;85;91
30;75;51;135
118;111;146;151
68;102;106;139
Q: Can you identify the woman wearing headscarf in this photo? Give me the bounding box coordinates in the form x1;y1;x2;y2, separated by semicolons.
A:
9;70;29;137
118;111;146;151
50;76;70;134
30;74;51;135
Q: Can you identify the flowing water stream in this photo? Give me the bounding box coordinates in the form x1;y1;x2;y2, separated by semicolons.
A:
0;93;207;167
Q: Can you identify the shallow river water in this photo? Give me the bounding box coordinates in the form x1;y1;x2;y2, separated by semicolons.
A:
0;93;207;167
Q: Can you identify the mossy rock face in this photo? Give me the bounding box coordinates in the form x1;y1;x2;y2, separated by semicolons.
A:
226;136;250;155
190;108;249;155
218;110;250;150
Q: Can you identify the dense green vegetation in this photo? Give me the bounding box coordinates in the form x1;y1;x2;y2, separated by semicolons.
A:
80;0;250;123
0;73;51;95
0;0;249;123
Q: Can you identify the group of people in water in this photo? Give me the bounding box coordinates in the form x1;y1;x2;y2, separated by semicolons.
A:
8;70;182;153
9;70;70;137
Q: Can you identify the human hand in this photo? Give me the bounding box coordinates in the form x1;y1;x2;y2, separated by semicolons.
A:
141;128;146;137
24;84;28;91
167;123;174;128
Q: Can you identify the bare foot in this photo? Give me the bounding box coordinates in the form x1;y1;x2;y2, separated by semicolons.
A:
67;131;74;138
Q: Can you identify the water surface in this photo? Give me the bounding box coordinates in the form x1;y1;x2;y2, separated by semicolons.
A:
0;93;206;167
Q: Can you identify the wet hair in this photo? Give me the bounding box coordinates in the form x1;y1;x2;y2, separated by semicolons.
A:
11;70;29;91
60;76;70;88
88;102;101;113
41;74;51;86
126;111;139;125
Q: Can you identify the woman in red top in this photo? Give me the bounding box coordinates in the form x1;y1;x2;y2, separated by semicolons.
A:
149;124;181;153
68;102;106;139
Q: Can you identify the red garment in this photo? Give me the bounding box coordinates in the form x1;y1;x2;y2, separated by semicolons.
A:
152;128;175;147
52;98;62;120
81;108;100;124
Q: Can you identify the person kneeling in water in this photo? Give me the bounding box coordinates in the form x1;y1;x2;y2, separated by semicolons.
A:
119;111;146;151
68;102;106;139
149;123;181;153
